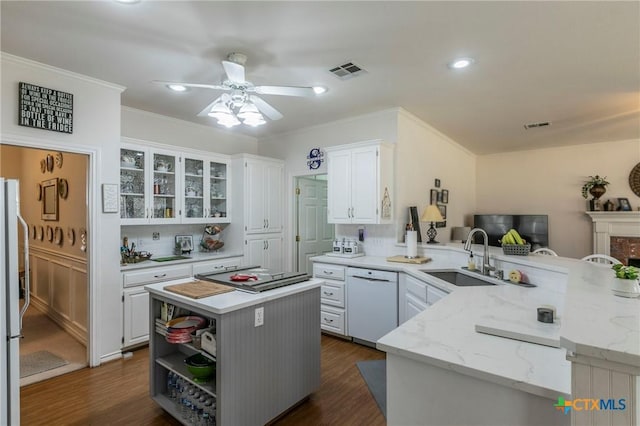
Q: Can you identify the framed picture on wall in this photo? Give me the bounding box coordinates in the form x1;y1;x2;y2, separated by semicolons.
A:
41;178;58;221
441;189;449;204
430;189;438;205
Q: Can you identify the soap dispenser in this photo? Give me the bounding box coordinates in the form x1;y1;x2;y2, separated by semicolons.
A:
468;252;476;271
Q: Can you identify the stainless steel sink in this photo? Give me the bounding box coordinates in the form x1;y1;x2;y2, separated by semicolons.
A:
421;269;497;287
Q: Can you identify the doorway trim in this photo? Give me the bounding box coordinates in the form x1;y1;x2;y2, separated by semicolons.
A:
1;132;99;367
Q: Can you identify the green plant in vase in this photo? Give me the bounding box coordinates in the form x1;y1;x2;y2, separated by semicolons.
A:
581;175;609;199
612;264;639;280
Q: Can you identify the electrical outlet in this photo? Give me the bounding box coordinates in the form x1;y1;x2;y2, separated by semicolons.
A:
152;232;160;240
254;307;264;327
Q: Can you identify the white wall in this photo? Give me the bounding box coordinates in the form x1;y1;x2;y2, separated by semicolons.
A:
121;107;258;155
476;139;640;258
396;110;477;244
1;52;123;365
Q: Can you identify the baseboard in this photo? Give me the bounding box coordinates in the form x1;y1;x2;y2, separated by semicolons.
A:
30;296;87;346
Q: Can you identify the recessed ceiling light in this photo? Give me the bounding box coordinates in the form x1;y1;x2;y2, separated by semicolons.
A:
167;84;188;92
114;0;141;4
448;58;475;69
313;86;328;95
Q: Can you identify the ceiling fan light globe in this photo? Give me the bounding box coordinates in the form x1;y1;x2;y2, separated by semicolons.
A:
244;119;266;127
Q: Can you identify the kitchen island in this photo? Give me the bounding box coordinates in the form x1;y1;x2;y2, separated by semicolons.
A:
313;245;640;426
145;277;322;426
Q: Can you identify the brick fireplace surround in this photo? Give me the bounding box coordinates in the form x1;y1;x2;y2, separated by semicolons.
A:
586;212;640;265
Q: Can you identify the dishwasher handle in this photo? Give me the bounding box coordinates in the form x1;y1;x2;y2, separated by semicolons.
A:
351;275;391;282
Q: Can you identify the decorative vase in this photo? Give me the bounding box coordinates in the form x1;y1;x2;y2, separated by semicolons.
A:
589;184;607;200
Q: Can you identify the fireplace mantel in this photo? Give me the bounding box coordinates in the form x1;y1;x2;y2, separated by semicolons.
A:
585;211;640;255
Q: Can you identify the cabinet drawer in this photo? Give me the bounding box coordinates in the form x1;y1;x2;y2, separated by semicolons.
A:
320;281;345;308
123;264;192;288
427;284;449;305
313;263;345;281
320;306;346;335
405;275;427;303
192;257;242;276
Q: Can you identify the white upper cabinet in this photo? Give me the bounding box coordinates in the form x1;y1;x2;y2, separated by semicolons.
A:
326;140;394;224
121;138;231;225
120;143;180;225
182;153;231;224
244;158;284;234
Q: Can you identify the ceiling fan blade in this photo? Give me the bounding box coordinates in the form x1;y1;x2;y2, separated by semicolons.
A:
250;95;283;121
222;60;246;83
153;80;229;90
253;85;316;97
196;95;224;117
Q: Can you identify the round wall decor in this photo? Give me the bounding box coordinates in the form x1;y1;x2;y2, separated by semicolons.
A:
55;152;64;168
37;183;42;201
629;162;640;197
58;178;69;199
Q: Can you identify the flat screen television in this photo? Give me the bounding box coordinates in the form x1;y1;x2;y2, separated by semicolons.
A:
473;214;549;250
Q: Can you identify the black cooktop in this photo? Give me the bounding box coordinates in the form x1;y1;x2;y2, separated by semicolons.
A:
195;266;309;293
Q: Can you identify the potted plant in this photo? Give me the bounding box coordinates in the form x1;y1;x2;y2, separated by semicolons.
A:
611;264;640;298
581;175;609;199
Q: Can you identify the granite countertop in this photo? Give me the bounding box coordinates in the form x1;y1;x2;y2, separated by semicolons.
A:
312;247;640;399
120;251;244;271
145;277;323;315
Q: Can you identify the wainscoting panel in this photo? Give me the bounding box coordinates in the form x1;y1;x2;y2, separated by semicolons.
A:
29;247;88;346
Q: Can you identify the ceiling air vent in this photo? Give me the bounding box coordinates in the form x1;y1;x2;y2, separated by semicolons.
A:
329;62;366;79
524;121;552;129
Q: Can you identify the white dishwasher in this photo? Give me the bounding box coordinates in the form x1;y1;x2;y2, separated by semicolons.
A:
347;267;398;346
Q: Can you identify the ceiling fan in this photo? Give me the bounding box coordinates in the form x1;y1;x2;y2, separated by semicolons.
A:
154;52;327;128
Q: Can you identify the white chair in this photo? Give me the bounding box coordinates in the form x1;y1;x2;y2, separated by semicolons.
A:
532;248;558;256
581;254;622;265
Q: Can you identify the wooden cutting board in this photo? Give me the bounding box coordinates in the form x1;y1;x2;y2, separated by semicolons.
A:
164;280;235;299
386;255;432;264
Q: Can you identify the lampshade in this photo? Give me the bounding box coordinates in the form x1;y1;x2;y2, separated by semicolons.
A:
421;204;443;223
452;226;471;242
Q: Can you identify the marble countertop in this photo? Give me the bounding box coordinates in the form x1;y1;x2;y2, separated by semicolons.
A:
120;251;243;271
145;277;322;314
313;247;640;399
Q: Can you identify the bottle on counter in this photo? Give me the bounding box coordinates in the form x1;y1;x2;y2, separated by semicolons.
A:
468;252;476;271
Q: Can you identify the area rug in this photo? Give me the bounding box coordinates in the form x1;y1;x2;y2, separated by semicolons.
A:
356;359;387;418
20;350;68;378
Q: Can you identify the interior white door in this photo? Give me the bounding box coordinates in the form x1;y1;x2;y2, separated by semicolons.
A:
297;177;334;274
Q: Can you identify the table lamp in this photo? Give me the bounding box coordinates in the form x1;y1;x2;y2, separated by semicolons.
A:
421;205;444;244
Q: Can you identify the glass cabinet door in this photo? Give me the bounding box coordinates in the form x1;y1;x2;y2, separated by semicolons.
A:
183;157;205;221
209;161;228;221
120;147;147;222
151;152;179;222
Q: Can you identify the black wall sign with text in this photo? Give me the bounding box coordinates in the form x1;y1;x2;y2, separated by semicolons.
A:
18;82;73;134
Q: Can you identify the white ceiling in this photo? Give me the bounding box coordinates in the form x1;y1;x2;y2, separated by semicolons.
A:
2;1;639;154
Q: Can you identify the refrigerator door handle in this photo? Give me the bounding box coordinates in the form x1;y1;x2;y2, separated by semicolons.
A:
17;212;29;331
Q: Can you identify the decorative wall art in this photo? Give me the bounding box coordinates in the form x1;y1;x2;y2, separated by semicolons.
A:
102;183;119;213
41;178;59;221
441;190;449;204
19;82;73;134
306;148;325;170
58;178;69;199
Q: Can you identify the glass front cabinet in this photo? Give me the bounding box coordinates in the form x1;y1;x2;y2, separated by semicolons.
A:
120;144;180;225
182;154;230;224
120;142;230;225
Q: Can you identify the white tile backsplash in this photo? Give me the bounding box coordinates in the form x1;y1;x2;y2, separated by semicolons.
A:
335;224;398;256
121;224;231;256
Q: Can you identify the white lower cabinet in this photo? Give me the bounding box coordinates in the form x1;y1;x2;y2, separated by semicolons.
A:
399;273;449;324
121;256;243;348
123;286;150;347
313;263;347;336
245;234;283;271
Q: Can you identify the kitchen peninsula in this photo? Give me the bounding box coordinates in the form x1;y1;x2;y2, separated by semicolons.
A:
144;277;322;426
313;245;640;426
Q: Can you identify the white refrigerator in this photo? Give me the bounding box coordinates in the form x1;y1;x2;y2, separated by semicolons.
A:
1;178;30;425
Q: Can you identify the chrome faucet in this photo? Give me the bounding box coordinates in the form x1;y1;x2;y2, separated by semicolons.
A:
463;228;494;275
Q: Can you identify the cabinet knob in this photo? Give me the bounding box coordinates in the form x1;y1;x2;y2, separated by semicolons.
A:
323;318;334;323
323;291;334;296
153;273;167;278
323;270;333;275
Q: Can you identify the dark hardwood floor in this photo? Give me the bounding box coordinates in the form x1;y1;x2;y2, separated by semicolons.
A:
20;334;386;425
